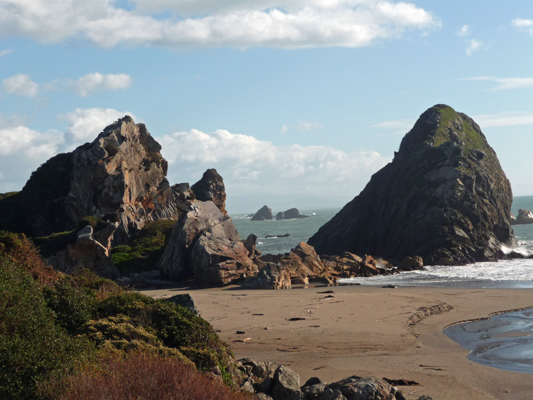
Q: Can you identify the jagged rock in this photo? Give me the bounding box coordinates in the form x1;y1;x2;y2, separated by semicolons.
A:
317;388;347;400
252;206;273;221
243;263;292;289
44;225;120;279
398;256;424;271
271;366;306;400
256;393;274;400
512;209;533;225
158;201;257;285
309;105;517;265
1;116;188;244
276;208;309;220
302;377;327;399
281;242;326;277
324;376;402;400
191;168;227;215
244;234;258;257
163;293;199;315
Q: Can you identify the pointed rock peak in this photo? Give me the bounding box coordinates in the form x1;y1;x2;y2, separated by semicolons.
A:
191;168;227;215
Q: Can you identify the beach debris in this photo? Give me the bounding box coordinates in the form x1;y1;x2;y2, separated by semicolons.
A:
253;313;264;316
382;284;398;289
233;337;252;343
383;378;419;386
322;294;335;299
236;330;246;334
288;317;307;321
318;290;335;294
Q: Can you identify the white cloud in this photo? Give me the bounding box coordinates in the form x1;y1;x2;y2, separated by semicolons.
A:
464;76;533;90
0;0;440;49
2;74;39;97
466;38;481;55
512;18;533;36
68;73;132;97
372;118;414;132
472;112;533;128
159;127;389;201
281;124;288;134
59;108;136;149
0;49;14;58
0;108;134;192
297;121;323;132
458;24;469;37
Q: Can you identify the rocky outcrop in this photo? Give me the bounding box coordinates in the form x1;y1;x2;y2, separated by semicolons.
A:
276;208;309;220
511;209;533;225
158;201;258;285
191;168;227;215
1;116;188;244
235;358;418;400
243;263;292;289
252;206;273;221
309;105;517;265
45;225;120;279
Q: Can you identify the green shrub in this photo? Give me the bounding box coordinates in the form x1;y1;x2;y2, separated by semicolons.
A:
0;260;93;400
44;278;98;335
97;292;232;371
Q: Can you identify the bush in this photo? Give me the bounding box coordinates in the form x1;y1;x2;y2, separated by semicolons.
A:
0;231;59;286
40;351;252;400
97;292;232;371
44;278;98;335
0;260;93;400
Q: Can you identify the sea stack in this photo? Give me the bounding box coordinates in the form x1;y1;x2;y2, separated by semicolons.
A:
308;104;517;265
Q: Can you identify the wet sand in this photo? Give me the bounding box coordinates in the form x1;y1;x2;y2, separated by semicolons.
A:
140;285;533;400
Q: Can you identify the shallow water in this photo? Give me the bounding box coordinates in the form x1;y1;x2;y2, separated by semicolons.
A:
444;308;533;374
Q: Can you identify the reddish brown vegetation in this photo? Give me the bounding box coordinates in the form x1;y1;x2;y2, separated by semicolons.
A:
42;351;253;400
0;231;59;286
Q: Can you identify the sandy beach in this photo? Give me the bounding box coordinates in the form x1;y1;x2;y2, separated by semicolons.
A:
141;284;533;400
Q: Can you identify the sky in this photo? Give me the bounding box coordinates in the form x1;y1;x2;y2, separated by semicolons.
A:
0;0;532;213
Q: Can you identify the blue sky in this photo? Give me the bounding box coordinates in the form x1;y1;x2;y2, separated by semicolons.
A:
1;0;532;213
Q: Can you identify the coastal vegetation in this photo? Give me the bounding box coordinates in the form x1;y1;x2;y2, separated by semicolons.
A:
0;231;250;400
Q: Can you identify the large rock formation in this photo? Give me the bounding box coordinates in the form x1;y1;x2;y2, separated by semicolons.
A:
158;201;258;285
309;105;517;265
0;116;187;243
511;209;533;225
251;206;273;221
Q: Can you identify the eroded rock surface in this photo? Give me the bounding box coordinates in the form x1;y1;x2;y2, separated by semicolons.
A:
309;104;517;265
252;206;273;221
276;208;309;220
2;116;188;243
158;201;257;285
511;209;533;225
191;168;227;215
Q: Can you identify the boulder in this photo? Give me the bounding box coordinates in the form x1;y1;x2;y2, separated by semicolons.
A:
398;256;424;271
276;208;309;220
252;206;273;221
271;366;306;400
163;293;199;315
244;234;258;257
302;377;327;399
309;105;517;265
158;201;257;285
512;209;533;225
44;225;120;279
191;168;227;215
1;116;188;244
243;263;292;289
324;376;402;400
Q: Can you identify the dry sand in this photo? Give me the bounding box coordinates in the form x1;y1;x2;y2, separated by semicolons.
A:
141;284;533;400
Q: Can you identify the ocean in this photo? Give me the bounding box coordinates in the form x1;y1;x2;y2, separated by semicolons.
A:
231;196;533;374
231;196;533;288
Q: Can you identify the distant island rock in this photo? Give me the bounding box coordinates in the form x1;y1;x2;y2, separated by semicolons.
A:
251;206;309;221
276;208;309;220
251;205;273;221
511;209;533;225
308;104;517;265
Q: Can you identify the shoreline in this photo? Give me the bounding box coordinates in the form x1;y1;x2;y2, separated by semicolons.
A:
141;285;533;400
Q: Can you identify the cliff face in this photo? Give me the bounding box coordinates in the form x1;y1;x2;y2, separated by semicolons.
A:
308;105;517;265
3;116;186;243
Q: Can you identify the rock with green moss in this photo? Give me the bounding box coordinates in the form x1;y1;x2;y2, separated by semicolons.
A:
308;104;517;265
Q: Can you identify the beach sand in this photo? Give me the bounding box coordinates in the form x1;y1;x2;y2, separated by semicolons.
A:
140;284;533;400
